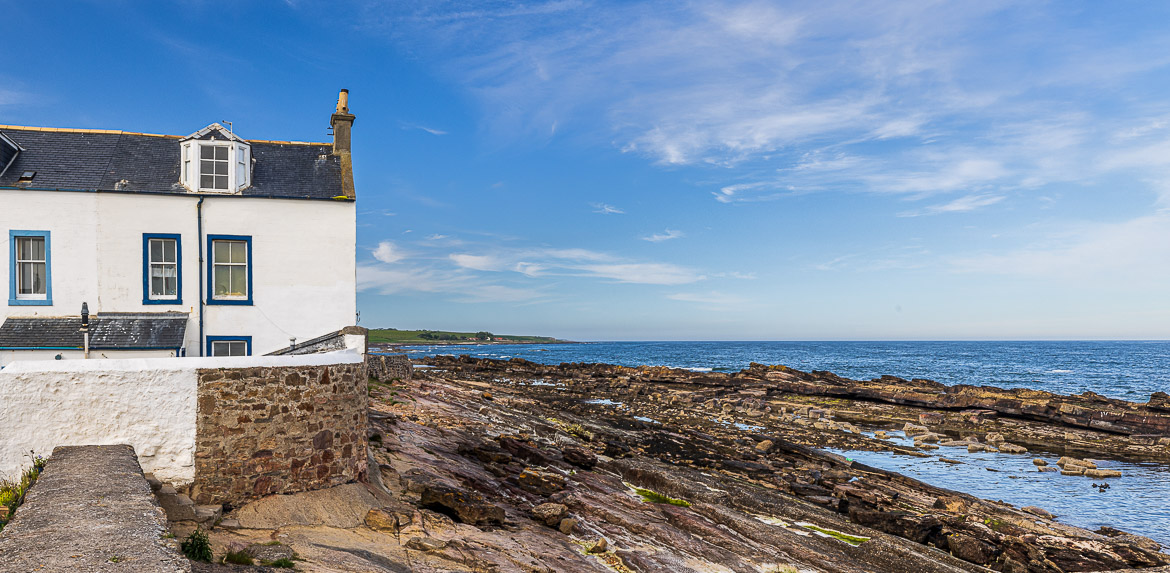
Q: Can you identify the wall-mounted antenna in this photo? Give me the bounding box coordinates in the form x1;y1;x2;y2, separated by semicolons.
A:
222;120;233;138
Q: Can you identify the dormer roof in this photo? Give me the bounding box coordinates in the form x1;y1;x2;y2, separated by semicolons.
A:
181;123;248;143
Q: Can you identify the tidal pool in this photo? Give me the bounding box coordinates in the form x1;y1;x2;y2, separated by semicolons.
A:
830;432;1170;546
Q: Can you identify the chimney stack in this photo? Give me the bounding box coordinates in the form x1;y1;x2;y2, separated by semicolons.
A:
331;89;355;154
330;89;357;199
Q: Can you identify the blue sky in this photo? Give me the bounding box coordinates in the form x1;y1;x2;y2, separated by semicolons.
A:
5;1;1170;340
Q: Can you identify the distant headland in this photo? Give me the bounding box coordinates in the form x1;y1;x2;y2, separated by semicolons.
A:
367;328;571;346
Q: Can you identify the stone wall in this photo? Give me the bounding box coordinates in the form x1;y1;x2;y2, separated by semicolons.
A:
191;360;368;506
267;326;368;357
368;353;413;381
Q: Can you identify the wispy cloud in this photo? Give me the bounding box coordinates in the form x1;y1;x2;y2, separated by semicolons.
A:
950;212;1170;284
641;229;684;242
449;253;505;271
402;123;448;136
576;263;701;285
591;203;625;215
357;264;544;303
897;194;1005;217
667;291;747;306
361;2;1170;212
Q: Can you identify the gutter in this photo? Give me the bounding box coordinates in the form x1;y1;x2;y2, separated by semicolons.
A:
197;196;205;357
0;186;354;202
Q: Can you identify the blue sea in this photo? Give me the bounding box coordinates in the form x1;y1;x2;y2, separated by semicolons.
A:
388;340;1170;544
394;340;1169;401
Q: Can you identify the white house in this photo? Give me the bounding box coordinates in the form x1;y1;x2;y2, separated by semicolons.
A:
0;91;358;365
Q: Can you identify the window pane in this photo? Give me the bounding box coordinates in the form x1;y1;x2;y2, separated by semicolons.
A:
229;267;246;296
19;263;32;293
200;174;214;188
201;146;214;159
230;241;246;263
213;242;230;263
214;146;228;160
201;159;214;174
214;175;227;189
150;239;163;261
151;275;165;296
214;265;230;295
214;161;228;175
18;237;45;262
30;262;45;294
212;340;246;357
163;239;176;262
164;276;176;296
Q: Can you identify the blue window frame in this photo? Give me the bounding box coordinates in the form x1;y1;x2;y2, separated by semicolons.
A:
206;234;252;305
142;233;182;305
207;335;251;357
9;230;52;306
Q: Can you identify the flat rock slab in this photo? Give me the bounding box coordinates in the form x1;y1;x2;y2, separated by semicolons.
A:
233;482;379;529
0;445;189;572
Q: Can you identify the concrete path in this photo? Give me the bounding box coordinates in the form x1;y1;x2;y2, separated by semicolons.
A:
0;445;190;572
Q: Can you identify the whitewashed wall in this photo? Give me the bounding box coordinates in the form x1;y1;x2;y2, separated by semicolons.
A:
0;349;177;367
0;190;356;360
0;357;198;485
0;348;364;484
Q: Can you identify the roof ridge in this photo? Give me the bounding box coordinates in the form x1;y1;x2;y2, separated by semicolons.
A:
0;125;182;139
0;125;331;146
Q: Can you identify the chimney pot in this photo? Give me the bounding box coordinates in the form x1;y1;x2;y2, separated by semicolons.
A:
336;89;350;114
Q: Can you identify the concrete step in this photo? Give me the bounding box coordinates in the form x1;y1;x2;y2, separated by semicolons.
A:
194;505;223;525
143;472;163;492
157;492;196;521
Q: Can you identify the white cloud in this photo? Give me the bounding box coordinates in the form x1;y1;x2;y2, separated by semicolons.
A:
641;229;684;242
897;194;1005;217
371;241;404;263
442;244;703;285
577;263;703;285
356;264;545;303
450;253;504;271
591;203;625;215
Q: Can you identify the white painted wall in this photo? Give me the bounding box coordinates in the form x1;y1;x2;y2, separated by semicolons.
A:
0;348;364;484
0;357;198;485
0;349;177;367
0;189;356;362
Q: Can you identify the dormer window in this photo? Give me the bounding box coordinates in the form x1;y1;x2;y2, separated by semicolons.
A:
178;124;252;193
200;145;230;190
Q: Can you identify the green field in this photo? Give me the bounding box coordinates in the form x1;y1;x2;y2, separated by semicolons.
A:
368;328;561;344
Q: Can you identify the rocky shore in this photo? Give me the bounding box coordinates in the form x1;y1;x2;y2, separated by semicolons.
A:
186;355;1169;572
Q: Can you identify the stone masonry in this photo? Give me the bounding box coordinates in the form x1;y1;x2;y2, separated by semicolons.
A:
368;353;413;382
191;361;368;506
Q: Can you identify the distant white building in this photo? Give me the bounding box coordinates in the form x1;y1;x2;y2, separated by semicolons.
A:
0;91;358;365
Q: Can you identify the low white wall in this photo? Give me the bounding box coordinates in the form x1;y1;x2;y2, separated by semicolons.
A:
0;348;363;485
0;349;179;368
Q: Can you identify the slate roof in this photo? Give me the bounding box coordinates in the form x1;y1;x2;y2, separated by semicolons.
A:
0;126;345;201
0;313;188;350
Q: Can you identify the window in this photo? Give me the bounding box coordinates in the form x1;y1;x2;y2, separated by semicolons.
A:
207;336;251;357
178;128;252;193
143;234;182;305
200;145;229;190
206;235;252;305
9;230;51;306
